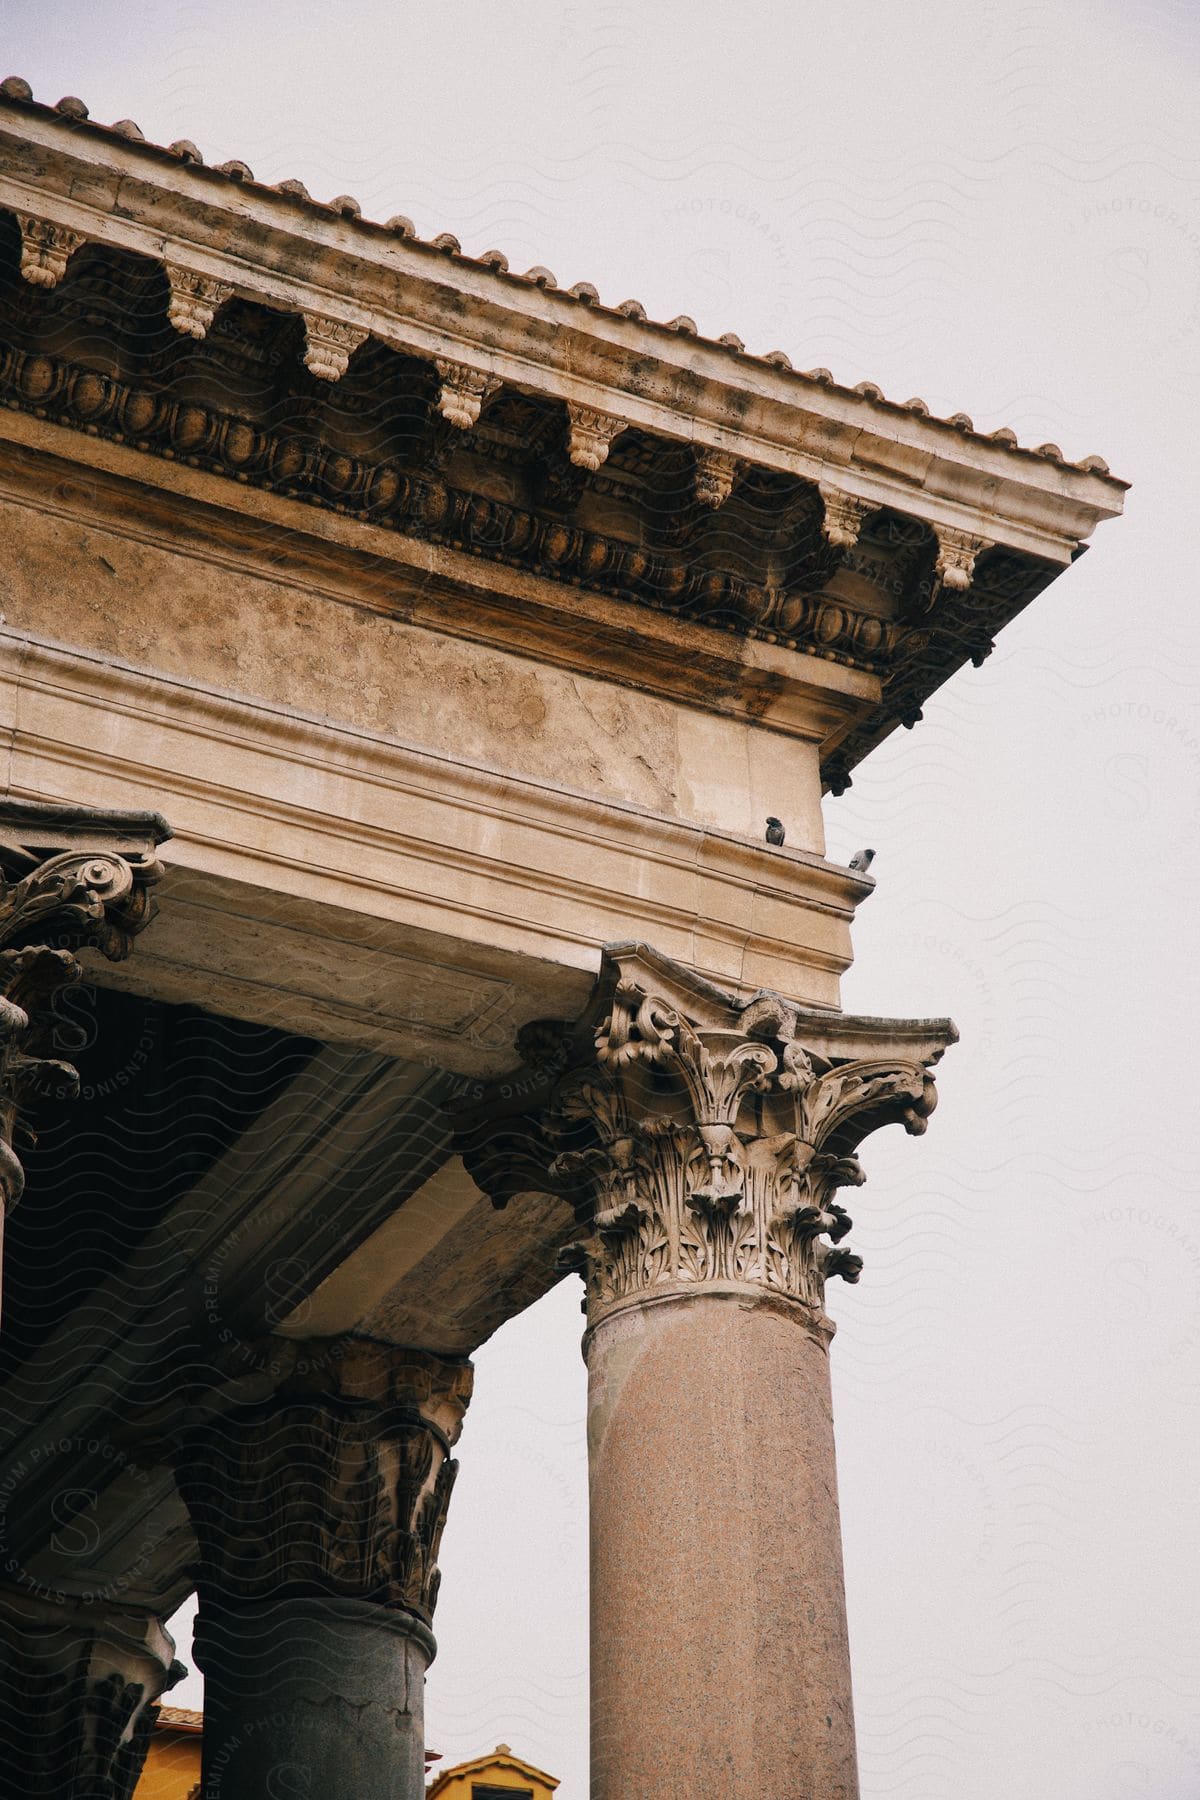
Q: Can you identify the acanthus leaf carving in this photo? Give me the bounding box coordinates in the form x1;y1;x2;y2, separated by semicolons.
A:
933;524;992;596
434;359;502;430
455;953;954;1326
165;266;233;340
0;814;168;1239
302;313;369;382
15;213;85;289
565;403;626;472
819;483;874;551
175;1339;472;1627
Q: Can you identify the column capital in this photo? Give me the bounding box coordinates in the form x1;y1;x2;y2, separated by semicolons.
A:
0;1590;182;1800
0;800;170;1220
176;1336;473;1629
457;943;956;1330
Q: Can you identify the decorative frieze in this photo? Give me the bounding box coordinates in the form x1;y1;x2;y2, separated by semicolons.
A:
14;213;85;288
565;402;626;471
302;313;369;382
164;265;233;339
457;946;955;1330
434;358;502;429
176;1337;473;1625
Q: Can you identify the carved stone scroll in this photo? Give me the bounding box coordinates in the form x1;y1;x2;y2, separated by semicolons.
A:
434;359;502;430
164;265;233;339
457;944;956;1331
565;402;627;471
819;483;875;550
302;313;369;382
934;524;993;592
15;214;85;289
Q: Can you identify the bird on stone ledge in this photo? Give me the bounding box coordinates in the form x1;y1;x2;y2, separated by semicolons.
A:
765;816;786;845
849;847;876;873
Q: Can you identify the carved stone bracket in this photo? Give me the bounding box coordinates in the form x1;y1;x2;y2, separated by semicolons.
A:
302;313;369;382
693;447;741;510
0;1591;183;1800
934;524;992;593
434;359;502;430
0;800;171;1228
15;214;85;289
164;265;233;340
175;1337;473;1628
819;483;875;551
456;944;956;1330
565;402;627;471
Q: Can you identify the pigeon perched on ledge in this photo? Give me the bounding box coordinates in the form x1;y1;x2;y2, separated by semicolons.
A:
849;848;875;873
765;816;786;846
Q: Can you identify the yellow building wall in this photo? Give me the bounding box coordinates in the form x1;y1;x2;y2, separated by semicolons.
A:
134;1726;201;1800
427;1746;559;1798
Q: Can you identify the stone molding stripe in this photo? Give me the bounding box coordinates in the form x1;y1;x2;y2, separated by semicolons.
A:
456;942;956;1330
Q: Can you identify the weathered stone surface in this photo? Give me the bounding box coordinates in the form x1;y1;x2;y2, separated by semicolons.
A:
588;1292;858;1799
0;1591;182;1800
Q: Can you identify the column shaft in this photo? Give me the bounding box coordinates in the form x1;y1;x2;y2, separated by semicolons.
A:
588;1292;857;1799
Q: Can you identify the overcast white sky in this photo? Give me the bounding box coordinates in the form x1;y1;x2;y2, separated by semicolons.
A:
5;1;1200;1794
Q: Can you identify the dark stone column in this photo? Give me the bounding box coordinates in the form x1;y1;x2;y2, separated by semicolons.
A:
0;1589;183;1799
175;1336;472;1800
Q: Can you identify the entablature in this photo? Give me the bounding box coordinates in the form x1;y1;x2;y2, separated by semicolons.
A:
0;83;1127;791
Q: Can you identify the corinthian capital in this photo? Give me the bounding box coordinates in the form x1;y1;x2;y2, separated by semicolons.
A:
457;945;955;1330
176;1337;473;1626
0;800;170;1224
934;523;992;593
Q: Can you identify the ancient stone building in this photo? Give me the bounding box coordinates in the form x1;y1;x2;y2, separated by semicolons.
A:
0;77;1124;1800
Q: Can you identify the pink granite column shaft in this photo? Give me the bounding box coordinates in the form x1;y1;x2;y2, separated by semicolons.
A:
586;1288;859;1800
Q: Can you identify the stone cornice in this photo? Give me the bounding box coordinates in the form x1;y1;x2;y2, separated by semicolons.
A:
0;97;1126;543
0;101;1127;791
